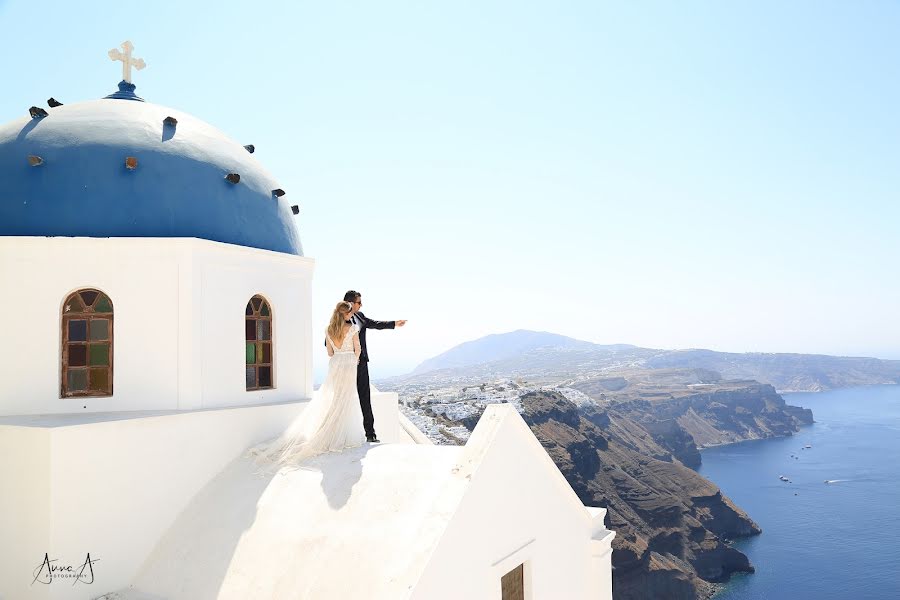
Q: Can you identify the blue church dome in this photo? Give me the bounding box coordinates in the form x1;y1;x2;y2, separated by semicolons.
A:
0;86;302;255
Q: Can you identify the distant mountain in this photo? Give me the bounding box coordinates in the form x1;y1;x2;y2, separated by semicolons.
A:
411;329;615;374
644;349;900;392
399;330;900;392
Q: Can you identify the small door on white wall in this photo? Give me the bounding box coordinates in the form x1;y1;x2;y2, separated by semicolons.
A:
501;563;525;600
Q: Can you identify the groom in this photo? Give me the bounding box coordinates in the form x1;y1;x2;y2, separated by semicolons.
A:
344;290;406;443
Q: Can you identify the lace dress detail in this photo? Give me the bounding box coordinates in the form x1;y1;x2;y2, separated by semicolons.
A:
252;325;364;466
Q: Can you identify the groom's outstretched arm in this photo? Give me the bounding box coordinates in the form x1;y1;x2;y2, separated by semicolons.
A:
367;318;395;330
360;313;406;330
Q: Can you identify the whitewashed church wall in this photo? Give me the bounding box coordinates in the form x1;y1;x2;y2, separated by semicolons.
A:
0;400;305;600
0;237;182;416
0;237;314;416
0;426;52;600
193;241;314;408
410;406;603;600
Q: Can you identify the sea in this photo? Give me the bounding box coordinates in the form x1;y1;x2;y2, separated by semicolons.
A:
698;384;900;600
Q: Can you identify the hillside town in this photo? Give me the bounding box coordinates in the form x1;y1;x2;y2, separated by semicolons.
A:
392;377;596;444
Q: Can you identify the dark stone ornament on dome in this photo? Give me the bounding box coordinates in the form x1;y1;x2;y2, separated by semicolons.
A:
162;116;177;142
104;81;145;102
244;144;255;154
225;173;241;184
47;98;64;108
291;205;300;215
272;189;285;197
29;106;49;119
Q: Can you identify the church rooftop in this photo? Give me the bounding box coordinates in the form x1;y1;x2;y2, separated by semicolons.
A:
116;444;466;600
0;41;302;255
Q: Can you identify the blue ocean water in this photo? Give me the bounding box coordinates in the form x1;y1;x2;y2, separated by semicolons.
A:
698;385;900;600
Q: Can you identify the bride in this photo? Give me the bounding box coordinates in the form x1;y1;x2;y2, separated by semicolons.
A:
254;301;366;467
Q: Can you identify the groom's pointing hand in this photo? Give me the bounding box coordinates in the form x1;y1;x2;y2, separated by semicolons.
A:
396;320;407;327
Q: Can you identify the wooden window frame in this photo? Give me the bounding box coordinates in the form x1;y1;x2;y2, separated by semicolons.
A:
60;288;114;398
245;295;274;391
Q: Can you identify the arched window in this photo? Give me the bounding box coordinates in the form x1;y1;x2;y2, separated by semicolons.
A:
61;289;114;397
245;295;273;390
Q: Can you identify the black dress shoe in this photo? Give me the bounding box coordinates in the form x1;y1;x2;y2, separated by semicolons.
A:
366;436;380;443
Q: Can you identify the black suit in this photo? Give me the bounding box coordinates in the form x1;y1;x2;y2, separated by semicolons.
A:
349;312;395;438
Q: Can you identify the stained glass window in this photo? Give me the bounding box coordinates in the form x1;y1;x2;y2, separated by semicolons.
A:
61;289;113;397
245;295;274;391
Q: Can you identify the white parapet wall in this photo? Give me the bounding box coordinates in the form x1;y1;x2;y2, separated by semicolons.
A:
0;400;304;600
370;387;400;443
587;506;616;599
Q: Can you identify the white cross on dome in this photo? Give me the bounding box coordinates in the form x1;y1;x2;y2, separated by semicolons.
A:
108;40;146;83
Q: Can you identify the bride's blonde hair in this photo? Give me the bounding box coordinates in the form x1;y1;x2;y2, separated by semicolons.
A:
327;301;354;342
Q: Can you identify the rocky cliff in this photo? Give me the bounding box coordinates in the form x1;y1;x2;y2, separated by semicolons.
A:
518;391;760;600
390;335;826;599
573;371;814;458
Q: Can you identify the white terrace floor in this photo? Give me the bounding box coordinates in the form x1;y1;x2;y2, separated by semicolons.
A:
108;443;465;600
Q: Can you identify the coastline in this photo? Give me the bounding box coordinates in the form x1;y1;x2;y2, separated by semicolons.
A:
775;381;900;394
693;385;897;451
696;421;815;451
699;384;900;600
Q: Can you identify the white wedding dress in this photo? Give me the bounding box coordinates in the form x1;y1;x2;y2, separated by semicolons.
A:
253;325;365;467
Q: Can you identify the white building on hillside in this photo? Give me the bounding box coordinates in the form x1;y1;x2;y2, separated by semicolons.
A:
0;44;614;600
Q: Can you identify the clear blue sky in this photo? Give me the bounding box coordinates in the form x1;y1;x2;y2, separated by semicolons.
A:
3;1;898;378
